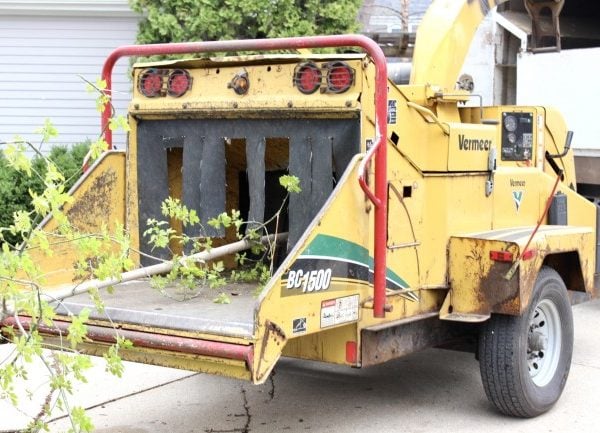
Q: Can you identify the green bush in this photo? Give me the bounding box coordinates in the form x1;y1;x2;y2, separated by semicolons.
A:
0;141;90;245
130;0;362;44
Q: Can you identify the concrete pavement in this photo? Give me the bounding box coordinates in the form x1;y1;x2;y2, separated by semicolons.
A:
2;299;600;432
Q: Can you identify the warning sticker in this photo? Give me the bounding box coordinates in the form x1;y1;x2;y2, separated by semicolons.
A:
320;295;360;328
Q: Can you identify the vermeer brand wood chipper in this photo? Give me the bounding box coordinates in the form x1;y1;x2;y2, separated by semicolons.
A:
2;0;599;418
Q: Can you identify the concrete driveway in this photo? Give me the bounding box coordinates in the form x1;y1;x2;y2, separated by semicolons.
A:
2;299;599;433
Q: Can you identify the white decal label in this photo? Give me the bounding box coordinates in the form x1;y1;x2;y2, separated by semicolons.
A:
320;295;359;328
286;268;332;293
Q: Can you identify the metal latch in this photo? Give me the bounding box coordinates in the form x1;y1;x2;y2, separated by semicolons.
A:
485;147;496;197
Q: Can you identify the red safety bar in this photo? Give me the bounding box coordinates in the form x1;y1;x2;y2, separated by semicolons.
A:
101;35;388;318
3;316;254;367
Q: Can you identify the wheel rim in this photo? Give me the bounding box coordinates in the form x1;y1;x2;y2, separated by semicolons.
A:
527;298;562;387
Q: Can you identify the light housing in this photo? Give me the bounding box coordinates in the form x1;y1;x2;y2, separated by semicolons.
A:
228;71;250;95
167;69;192;97
138;68;163;98
294;62;322;94
323;61;355;94
490;250;514;263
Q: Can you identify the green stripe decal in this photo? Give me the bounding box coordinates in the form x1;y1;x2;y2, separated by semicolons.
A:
301;234;409;289
302;234;369;264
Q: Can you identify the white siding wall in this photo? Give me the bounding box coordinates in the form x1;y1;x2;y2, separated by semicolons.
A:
517;48;600;156
0;8;138;151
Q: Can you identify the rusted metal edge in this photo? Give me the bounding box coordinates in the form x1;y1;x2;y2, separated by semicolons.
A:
1;316;254;369
362;311;440;332
255;320;286;383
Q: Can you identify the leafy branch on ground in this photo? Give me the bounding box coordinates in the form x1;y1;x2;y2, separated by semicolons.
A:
144;176;300;304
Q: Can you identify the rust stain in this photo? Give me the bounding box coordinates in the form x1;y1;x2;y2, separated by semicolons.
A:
477;260;520;315
255;320;286;382
519;256;540;312
459;239;521;316
67;169;118;232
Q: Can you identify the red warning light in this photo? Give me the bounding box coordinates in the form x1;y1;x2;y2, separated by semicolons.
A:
167;69;192;97
294;62;322;94
138;69;163;98
490;250;514;263
325;62;354;93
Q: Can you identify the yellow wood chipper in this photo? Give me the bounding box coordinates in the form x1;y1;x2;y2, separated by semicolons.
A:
2;0;598;418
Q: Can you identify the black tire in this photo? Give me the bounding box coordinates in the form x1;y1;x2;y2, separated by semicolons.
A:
478;266;573;417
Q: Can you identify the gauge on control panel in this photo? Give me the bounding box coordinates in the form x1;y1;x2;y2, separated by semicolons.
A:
501;112;533;161
504;115;517;132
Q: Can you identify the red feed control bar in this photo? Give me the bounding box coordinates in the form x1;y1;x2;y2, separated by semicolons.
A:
101;35;389;318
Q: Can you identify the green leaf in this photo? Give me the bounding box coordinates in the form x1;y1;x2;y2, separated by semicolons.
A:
34;118;59;143
103;336;132;378
67;309;90;349
279;174;301;193
89;138;109;160
69;406;95;433
29;189;50;215
11;210;32;235
207;217;221;229
208;212;233;230
109;115;131;132
3;140;32;176
44;161;65;185
213;292;231;304
97;79;107;91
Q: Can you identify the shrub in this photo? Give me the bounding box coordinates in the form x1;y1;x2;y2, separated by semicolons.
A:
0;141;90;245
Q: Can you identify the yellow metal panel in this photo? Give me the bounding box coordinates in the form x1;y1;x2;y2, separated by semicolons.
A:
446;225;596;319
250;319;284;384
492;167;542;228
387;180;421;283
436;102;462;123
560;183;597;228
26;151;126;288
447;122;496;171
387;85;449;172
415;174;494;288
80;317;253;346
358;289;445;330
45;338;252;381
257;156;369;340
282;324;358;365
447;236;520;319
131;58;364;113
126;118;141;264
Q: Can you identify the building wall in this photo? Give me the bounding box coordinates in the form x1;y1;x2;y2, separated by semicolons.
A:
0;1;139;151
359;0;432;33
